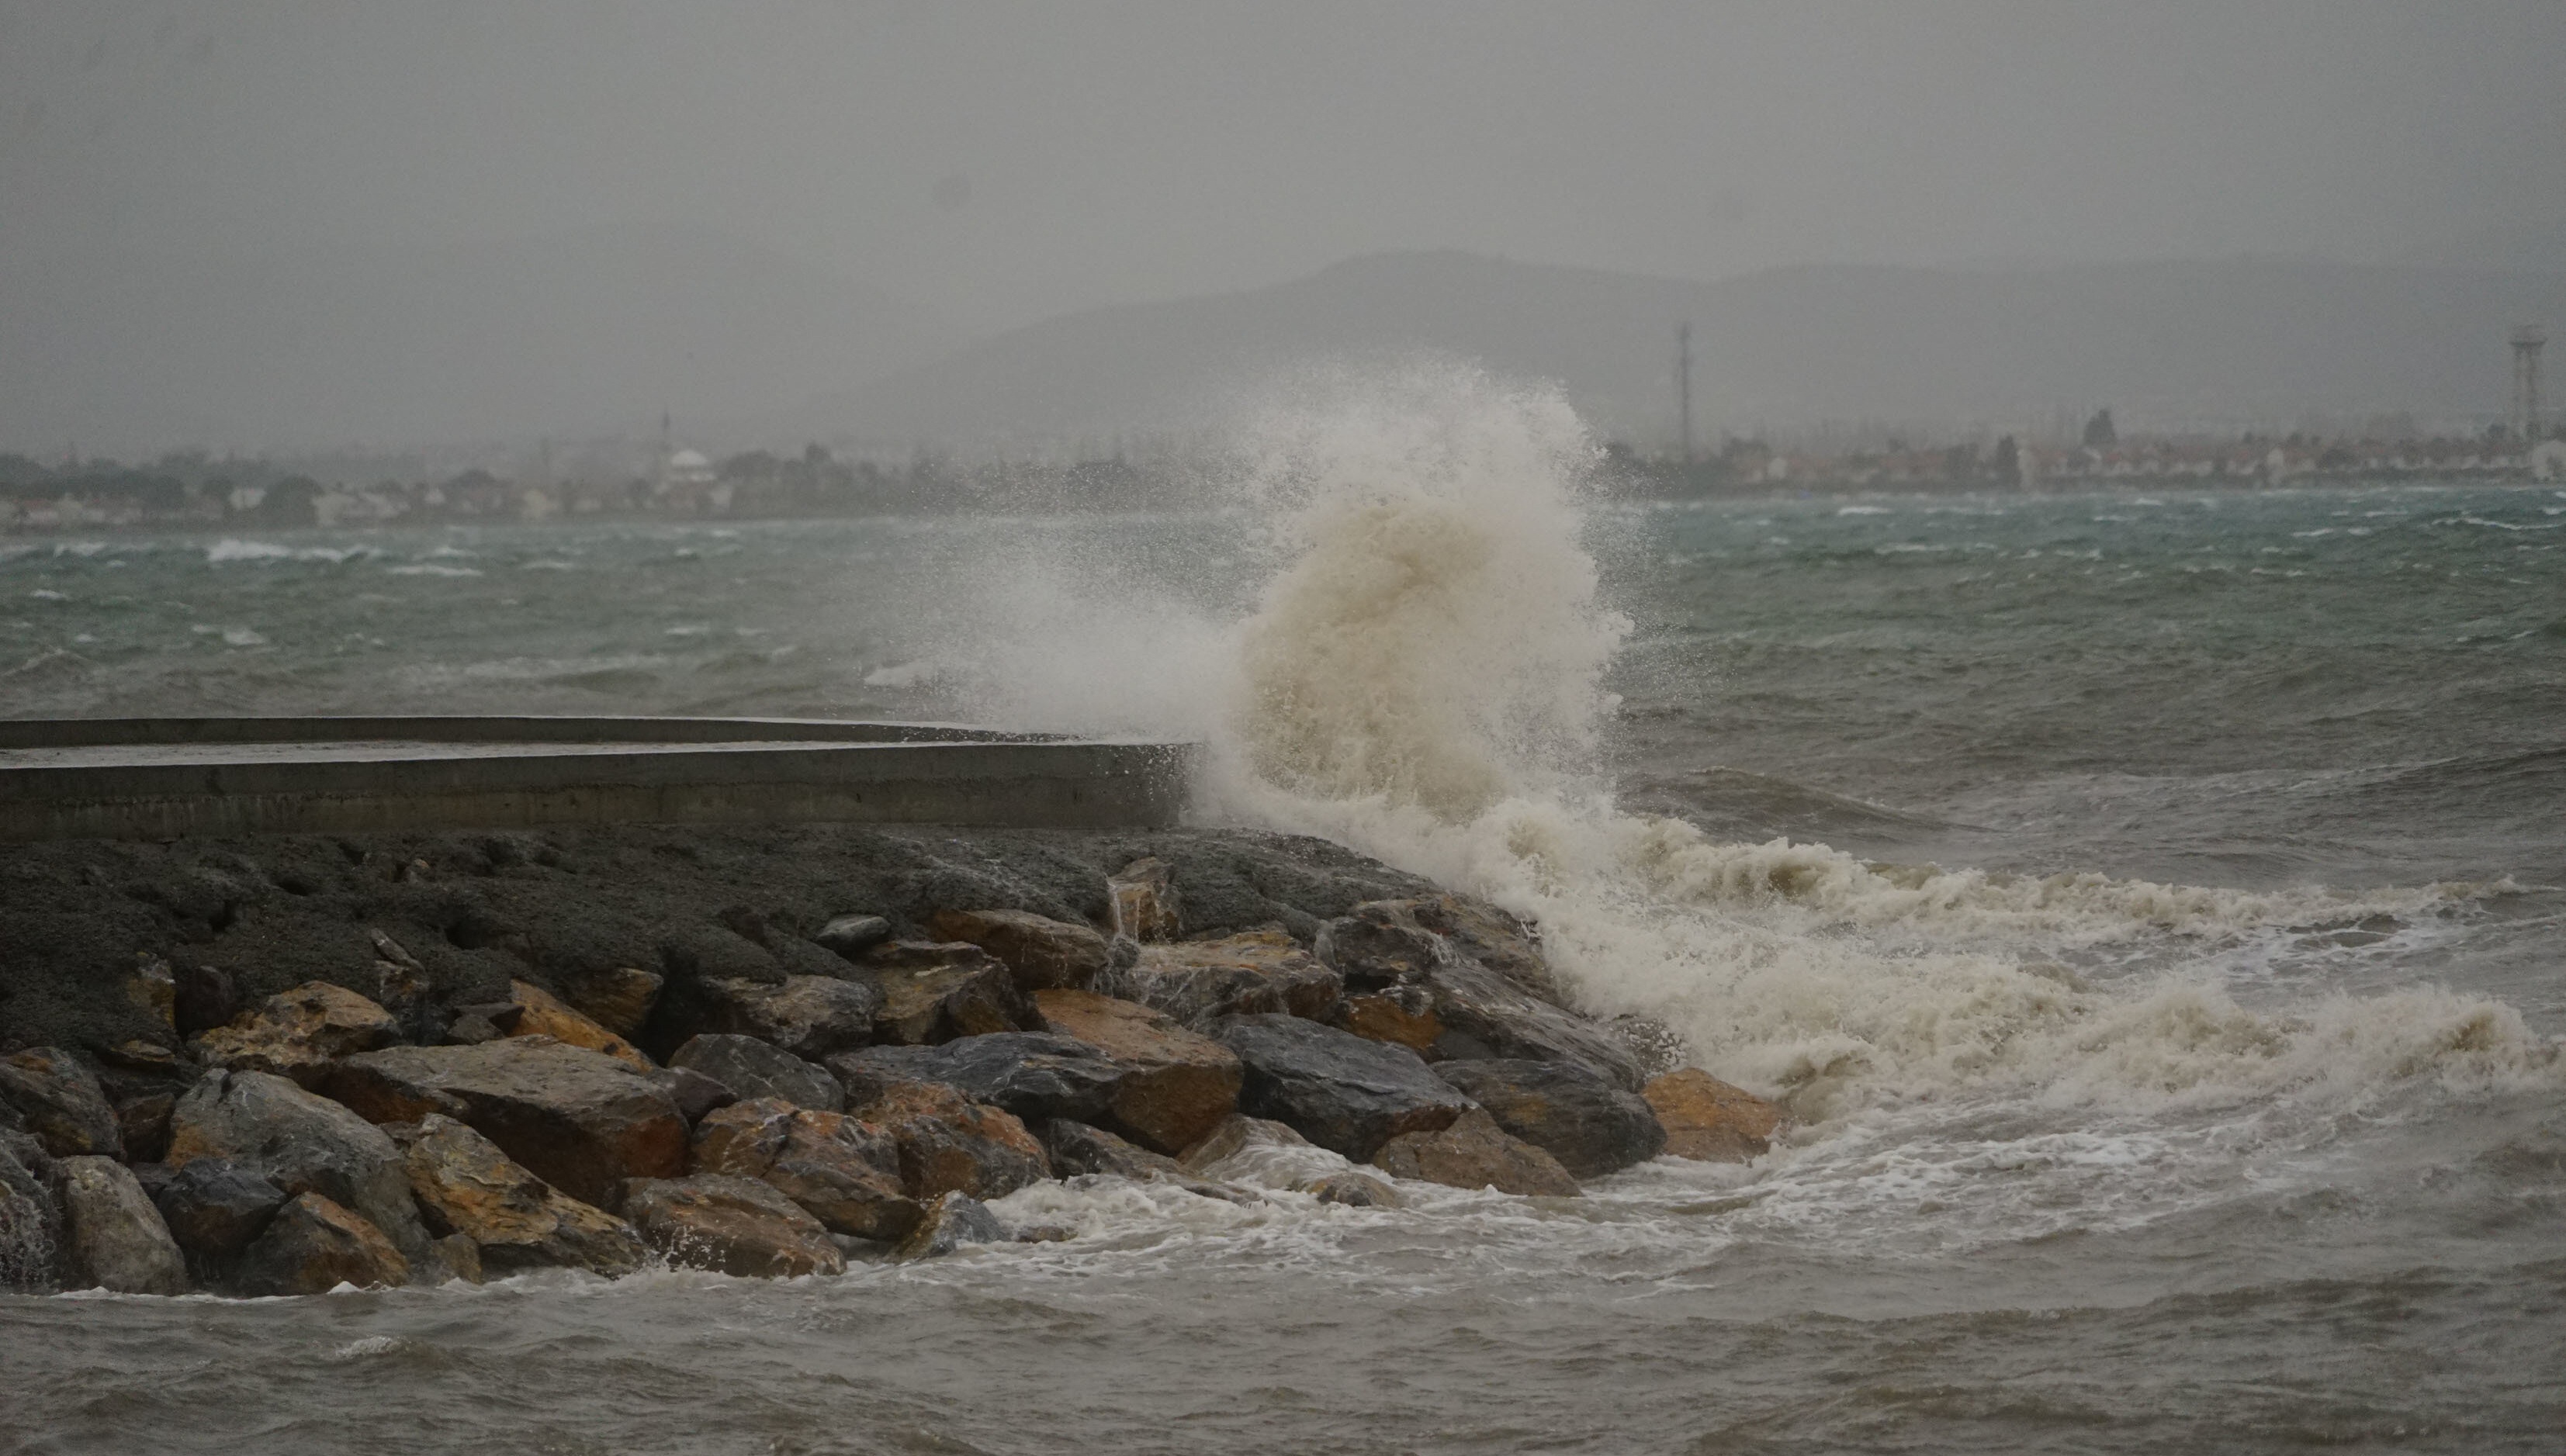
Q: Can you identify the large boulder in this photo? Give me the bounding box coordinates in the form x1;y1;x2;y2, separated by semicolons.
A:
926;908;1110;991
190;982;400;1089
0;1135;62;1292
669;1035;845;1113
391;1115;646;1276
1112;930;1342;1028
1041;1120;1251;1204
0;1047;122;1157
847;1081;1050;1202
1106;856;1183;942
1214;1015;1470;1161
1641;1070;1782;1162
688;976;881;1061
828;1034;1120;1127
1370;1108;1581;1198
1432;1060;1665;1178
691;1098;919;1243
1318;901;1643;1090
147;1157;286;1264
231;1192;410;1295
166;1069;440;1271
621;1174;845;1278
552;966;664;1041
56;1156;189;1294
1176;1113;1313;1174
857;943;1044;1045
1032;990;1241;1154
323;1040;687;1208
506;981;653;1070
813;914;894;962
892;1190;1009;1261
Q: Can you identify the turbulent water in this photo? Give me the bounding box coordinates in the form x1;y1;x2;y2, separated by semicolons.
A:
5;372;2564;1453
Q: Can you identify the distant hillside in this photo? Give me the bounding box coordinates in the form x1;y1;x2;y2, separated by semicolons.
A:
0;226;954;456
795;251;2566;449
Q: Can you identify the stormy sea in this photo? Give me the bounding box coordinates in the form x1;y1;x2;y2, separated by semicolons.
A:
5;372;2562;1453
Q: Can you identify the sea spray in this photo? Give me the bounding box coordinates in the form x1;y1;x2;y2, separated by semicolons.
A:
950;363;2558;1127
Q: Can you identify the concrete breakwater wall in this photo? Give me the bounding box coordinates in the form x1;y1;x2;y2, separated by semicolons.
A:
0;717;1195;841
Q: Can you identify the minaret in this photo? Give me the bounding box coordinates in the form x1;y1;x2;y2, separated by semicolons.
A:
2513;326;2547;443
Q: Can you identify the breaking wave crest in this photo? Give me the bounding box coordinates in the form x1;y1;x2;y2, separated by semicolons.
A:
967;363;2559;1129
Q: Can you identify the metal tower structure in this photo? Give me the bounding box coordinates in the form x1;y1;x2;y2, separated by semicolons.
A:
2514;325;2547;443
1676;323;1694;464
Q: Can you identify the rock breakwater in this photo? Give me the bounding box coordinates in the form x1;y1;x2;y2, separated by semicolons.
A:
0;824;1779;1295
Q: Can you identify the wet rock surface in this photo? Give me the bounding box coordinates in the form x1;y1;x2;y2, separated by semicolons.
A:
1041;1119;1252;1203
147;1156;286;1263
192;982;400;1089
681;975;881;1062
57;1155;189;1294
324;1040;687;1208
847;1081;1051;1202
1113;929;1343;1028
926;908;1110;991
691;1098;919;1243
166;1069;440;1270
829;1033;1122;1126
622;1174;846;1278
392;1114;646;1276
669;1034;844;1113
855;943;1044;1045
894;1189;1009;1260
1371;1108;1581;1197
1642;1069;1782;1162
0;1046;123;1158
1031;990;1241;1154
504;980;653;1070
1433;1060;1667;1178
1216;1015;1471;1161
231;1192;411;1295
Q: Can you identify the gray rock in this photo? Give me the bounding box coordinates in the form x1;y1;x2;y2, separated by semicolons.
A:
814;914;895;960
669;1035;843;1113
893;1190;1009;1260
0;1047;122;1158
1041;1119;1253;1203
172;963;241;1039
693;976;882;1060
148;1156;288;1261
1214;1015;1471;1161
856;942;1045;1045
1433;1059;1667;1178
622;1174;846;1278
57;1156;189;1295
164;1069;440;1276
1298;1171;1403;1208
646;1064;740;1124
230;1192;410;1295
827;1034;1120;1125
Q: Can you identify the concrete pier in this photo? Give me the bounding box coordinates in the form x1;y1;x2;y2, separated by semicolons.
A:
0;717;1196;841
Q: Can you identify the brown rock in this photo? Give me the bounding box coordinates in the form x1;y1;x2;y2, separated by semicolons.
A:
116;1091;176;1163
926;908;1110;991
57;1156;189;1294
668;1035;843;1112
0;1047;123;1158
231;1192;410;1295
192;982;400;1089
391;1114;646;1276
1176;1113;1314;1173
622;1174;845;1278
555;966;664;1041
1298;1171;1403;1207
692;1098;919;1243
1113;929;1342;1028
1030;989;1241;1154
324;1039;687;1208
1216;1015;1470;1161
892;1189;1009;1260
1106;856;1183;942
1370;1108;1581;1197
1434;1060;1666;1179
1641;1069;1782;1162
507;980;653;1070
694;975;882;1060
165;1068;442;1274
1330;989;1442;1056
848;1081;1050;1202
1040;1120;1253;1204
858;942;1044;1046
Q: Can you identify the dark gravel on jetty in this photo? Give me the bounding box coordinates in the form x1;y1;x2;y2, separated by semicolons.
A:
0;825;1439;1057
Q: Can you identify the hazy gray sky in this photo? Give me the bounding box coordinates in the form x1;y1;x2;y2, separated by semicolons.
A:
5;1;2561;334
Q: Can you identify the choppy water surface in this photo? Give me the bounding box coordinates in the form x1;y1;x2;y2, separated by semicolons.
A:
5;455;2563;1452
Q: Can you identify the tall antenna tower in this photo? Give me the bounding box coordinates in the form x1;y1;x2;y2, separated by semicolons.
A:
2513;325;2547;443
1676;322;1694;464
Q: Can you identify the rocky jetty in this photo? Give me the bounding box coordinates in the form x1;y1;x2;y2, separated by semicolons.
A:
0;824;1782;1295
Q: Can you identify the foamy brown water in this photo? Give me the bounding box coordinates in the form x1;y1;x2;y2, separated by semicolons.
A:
5;370;2563;1451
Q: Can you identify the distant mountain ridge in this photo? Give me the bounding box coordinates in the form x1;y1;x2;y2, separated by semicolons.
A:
796;250;2566;450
